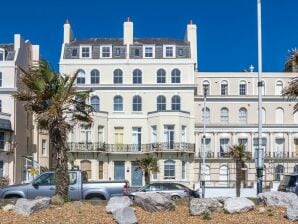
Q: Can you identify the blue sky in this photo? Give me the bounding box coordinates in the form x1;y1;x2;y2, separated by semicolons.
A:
0;0;296;72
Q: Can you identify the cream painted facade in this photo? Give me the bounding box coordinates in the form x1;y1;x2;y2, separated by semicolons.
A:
60;19;197;188
195;71;298;188
0;34;40;183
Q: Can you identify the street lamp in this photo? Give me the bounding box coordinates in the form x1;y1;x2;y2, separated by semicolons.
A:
256;0;264;195
201;85;207;198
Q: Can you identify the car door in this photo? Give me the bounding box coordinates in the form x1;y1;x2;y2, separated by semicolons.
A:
27;173;56;199
68;172;80;200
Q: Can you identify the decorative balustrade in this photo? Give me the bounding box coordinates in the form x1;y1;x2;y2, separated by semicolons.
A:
68;142;195;153
197;150;298;159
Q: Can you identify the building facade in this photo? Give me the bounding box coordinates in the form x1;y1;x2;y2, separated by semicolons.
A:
195;71;298;188
0;34;40;183
59;19;198;188
58;19;298;190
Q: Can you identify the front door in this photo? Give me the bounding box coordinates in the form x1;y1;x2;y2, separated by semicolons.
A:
114;161;125;180
131;162;142;187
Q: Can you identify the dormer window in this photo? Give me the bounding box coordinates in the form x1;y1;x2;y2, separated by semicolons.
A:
143;45;155;58
178;48;184;56
101;46;112;58
0;49;4;61
115;48;121;57
135;49;140;57
163;45;176;58
80;46;91;58
72;49;78;57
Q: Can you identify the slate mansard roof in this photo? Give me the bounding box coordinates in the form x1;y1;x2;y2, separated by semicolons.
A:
63;38;191;59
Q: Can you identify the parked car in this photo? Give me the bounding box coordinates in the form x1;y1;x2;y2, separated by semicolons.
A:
278;173;298;195
129;182;200;200
0;170;129;200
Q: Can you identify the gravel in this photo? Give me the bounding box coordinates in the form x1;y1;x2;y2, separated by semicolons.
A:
0;200;293;224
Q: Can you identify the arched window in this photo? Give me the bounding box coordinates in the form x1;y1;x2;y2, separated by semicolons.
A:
113;69;123;84
275;164;284;181
275;107;284;124
262;108;266;124
91;96;100;112
221;80;228;96
171;95;180;111
262;81;265;95
202;80;210;95
132;95;142;111
201;165;211;182
239;80;247;95
91;69;100;84
294;165;298;173
276;81;283;95
171;69;181;83
219;165;229;185
157;95;166;112
133;69;142;84
157;69;166;83
239;108;247;124
220;107;229;124
114;96;123;111
81;160;91;179
201;107;210;124
164;160;175;179
77;69;85;84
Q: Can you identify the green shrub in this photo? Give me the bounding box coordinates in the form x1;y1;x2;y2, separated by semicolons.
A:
202;212;211;220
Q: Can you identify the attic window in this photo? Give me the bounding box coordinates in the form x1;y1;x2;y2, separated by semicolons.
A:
72;49;78;57
178;49;183;56
80;46;91;58
0;49;4;61
135;49;140;57
115;48;121;56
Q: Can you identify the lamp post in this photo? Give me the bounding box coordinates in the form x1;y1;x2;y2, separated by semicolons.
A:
201;86;207;198
256;0;264;195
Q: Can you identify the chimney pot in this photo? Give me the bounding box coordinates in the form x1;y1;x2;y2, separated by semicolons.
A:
65;19;69;24
189;19;193;25
127;17;130;22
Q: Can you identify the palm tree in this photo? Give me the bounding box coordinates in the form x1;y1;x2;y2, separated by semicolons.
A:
284;48;298;72
14;60;93;201
282;77;298;113
136;156;160;185
229;144;252;197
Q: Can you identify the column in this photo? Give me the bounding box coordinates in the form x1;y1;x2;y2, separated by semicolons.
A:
232;132;236;145
91;160;99;180
214;132;218;158
269;132;273;157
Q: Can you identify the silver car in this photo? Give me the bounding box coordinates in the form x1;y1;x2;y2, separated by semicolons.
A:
130;182;200;200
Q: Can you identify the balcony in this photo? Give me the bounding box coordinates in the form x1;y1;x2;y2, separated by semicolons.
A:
196;151;298;159
68;142;195;154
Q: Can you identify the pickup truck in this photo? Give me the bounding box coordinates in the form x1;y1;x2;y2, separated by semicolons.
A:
0;170;129;200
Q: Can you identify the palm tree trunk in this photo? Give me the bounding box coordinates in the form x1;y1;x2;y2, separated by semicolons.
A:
236;161;242;197
144;170;150;185
50;123;69;201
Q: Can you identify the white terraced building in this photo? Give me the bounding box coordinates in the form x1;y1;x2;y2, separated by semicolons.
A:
195;70;298;189
0;34;40;184
59;19;198;188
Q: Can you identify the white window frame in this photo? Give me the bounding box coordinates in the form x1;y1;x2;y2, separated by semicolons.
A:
80;46;91;59
163;45;176;58
275;80;283;95
143;45;155;58
41;139;47;156
100;45;112;58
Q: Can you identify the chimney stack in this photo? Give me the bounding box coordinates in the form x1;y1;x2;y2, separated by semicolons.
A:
63;19;74;44
185;20;198;71
123;17;133;45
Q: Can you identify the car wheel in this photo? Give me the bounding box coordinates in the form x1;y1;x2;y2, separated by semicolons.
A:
171;195;181;201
